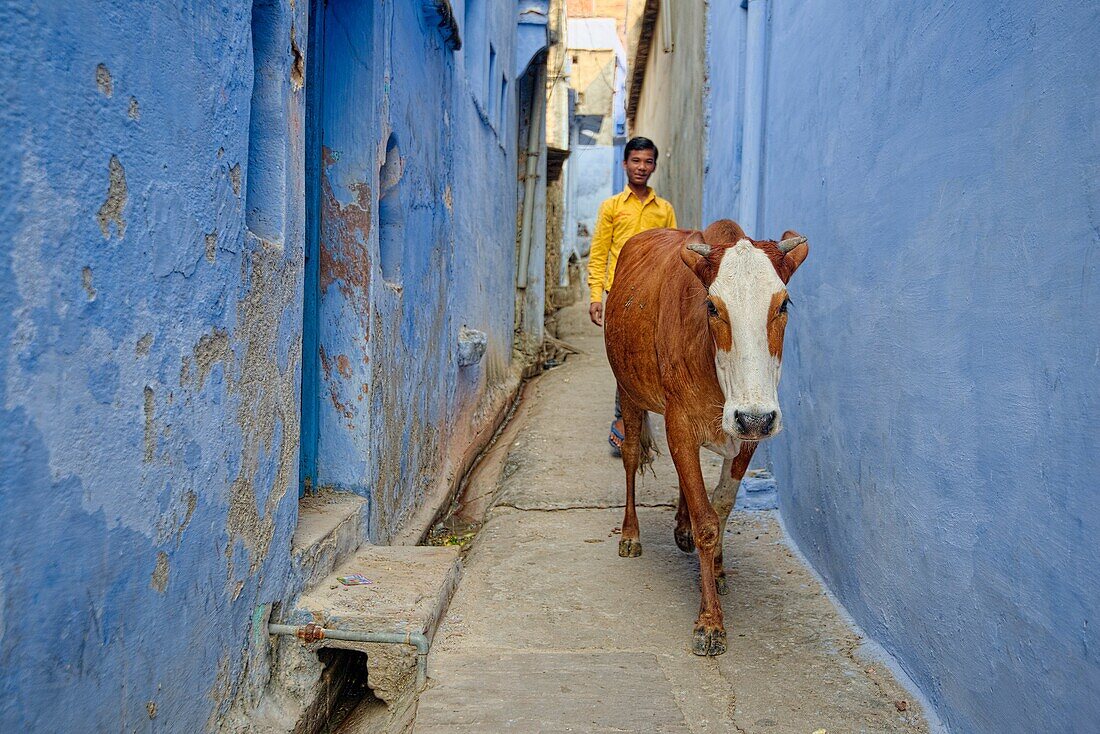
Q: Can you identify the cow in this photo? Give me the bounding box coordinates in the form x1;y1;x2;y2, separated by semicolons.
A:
603;219;809;656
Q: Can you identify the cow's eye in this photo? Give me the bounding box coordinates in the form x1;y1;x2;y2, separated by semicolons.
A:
706;300;718;317
778;297;791;314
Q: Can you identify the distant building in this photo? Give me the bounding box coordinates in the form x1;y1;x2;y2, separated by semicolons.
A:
565;16;628;257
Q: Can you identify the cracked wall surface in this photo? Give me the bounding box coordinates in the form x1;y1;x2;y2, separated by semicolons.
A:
0;0;307;730
1;0;544;731
2;0;543;730
308;0;531;543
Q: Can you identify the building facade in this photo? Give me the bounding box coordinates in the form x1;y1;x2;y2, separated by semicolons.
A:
626;0;705;229
564;4;629;258
1;0;549;730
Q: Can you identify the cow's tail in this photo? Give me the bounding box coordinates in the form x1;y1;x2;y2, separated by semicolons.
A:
638;411;659;475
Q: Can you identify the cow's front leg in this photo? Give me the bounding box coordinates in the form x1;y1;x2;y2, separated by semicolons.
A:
667;414;725;656
709;441;755;595
617;391;645;557
709;457;736;595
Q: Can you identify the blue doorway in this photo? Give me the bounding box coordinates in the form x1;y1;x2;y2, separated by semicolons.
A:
300;0;378;497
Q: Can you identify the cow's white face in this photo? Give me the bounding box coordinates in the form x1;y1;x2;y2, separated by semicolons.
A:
681;223;808;442
706;240;790;440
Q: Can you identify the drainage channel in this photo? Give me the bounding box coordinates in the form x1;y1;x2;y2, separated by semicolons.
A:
424;376;536;550
267;623;429;690
296;648;380;734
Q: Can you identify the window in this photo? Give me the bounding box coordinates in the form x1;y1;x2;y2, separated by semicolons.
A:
378;134;403;284
487;44;497;117
246;0;286;242
465;0;487;104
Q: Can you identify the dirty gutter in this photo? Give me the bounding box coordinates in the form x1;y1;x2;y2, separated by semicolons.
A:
266;621;429;690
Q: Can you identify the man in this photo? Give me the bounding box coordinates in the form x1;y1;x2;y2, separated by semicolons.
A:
587;137;678;454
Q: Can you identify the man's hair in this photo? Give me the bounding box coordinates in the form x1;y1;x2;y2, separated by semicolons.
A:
623;136;658;162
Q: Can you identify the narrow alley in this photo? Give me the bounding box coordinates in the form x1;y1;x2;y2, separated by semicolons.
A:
405;301;930;733
3;1;1097;732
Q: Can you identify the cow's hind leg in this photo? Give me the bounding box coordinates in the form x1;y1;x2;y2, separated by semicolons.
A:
674;486;694;553
710;442;756;595
617;392;645;558
666;412;725;656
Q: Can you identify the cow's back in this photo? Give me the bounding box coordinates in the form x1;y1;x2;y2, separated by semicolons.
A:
605;229;722;426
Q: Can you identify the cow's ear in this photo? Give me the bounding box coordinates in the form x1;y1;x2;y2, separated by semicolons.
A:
680;233;718;285
780;229;809;274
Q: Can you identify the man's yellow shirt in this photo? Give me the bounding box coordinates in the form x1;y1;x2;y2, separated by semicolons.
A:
587;186;678;302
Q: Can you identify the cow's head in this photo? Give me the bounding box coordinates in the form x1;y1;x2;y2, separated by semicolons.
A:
681;220;809;441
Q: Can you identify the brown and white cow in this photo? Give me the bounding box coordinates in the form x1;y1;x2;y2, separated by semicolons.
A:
603;219;809;656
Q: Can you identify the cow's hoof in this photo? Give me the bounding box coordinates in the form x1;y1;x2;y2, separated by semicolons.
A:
691;626;727;657
674;526;695;553
618;538;642;557
715;575;729;595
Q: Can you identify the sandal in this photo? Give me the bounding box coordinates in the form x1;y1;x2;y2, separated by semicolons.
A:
608;418;625;457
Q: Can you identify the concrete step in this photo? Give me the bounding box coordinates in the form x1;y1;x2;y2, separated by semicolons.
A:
292;492;368;590
294;545;463;706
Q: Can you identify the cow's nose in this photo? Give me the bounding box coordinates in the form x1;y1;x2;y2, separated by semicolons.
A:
734;410;777;436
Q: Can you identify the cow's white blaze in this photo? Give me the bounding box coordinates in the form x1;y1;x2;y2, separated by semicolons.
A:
710;240;785;438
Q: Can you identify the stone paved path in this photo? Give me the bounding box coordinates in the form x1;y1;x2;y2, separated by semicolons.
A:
410;303;931;734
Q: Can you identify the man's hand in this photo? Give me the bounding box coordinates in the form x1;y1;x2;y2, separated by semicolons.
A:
589;301;604;327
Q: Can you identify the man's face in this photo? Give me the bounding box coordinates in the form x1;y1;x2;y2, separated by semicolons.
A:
623;149;657;188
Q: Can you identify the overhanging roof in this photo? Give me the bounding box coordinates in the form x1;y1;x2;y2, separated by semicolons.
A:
625;0;658;129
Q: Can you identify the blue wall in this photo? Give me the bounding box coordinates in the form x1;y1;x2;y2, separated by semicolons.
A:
1;1;308;729
1;0;540;729
707;1;1100;730
306;0;541;543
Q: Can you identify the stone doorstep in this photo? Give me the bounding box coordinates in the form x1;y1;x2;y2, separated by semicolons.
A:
292;492;368;590
293;545;463;706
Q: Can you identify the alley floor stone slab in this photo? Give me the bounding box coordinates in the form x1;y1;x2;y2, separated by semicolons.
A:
413;651;691;733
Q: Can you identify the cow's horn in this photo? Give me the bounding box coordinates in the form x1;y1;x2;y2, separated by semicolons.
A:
777;236;807;253
687;243;711;256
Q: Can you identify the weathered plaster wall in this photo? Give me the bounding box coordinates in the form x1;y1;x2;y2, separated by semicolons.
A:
704;1;1100;730
630;0;705;228
570;145;616;255
1;0;308;729
303;0;535;543
572;49;618;146
310;0;454;541
514;61;550;358
701;2;746;227
1;0;543;729
444;0;533;506
545;0;576;301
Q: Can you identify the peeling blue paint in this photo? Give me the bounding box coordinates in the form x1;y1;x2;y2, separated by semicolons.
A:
2;0;306;724
1;0;544;729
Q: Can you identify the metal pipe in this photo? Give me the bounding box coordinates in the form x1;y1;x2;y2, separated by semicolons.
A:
268;622;430;690
516;60;547;290
738;0;768;237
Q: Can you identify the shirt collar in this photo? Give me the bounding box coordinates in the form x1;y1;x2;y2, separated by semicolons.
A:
620;186;656;206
